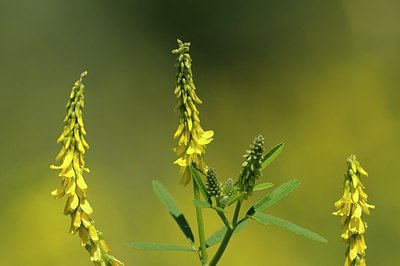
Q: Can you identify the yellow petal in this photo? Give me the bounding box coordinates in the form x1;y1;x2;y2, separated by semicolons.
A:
99;239;110;253
55;147;66;161
81;135;89;149
59;148;74;170
65;179;76;195
349;241;358;260
79;226;90;245
353;204;362;218
80;199;93;215
61;166;75;178
91;246;102;262
352;189;359;203
70;194;79;210
173;124;184;139
89;226;99;241
76;173;88;190
173;157;188;167
187;118;193;131
357;165;368;176
174;85;181;94
81;212;92;228
57;132;65;144
73;209;82;228
51;186;65;198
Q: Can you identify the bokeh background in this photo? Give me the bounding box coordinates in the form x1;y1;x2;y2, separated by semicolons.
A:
0;0;399;265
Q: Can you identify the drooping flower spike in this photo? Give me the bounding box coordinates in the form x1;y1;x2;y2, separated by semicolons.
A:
172;39;214;185
333;154;375;266
50;71;124;266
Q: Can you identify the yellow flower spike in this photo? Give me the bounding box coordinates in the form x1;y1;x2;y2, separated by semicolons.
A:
50;72;124;265
333;154;374;266
172;40;214;185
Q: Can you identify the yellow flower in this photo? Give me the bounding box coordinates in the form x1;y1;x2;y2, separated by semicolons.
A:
51;71;124;266
333;154;375;266
172;40;214;185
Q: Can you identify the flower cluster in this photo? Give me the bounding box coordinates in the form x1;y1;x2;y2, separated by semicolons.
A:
333;154;375;266
237;135;265;199
205;168;234;208
172;39;214;185
50;72;123;266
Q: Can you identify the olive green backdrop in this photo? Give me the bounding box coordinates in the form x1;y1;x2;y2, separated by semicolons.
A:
0;0;399;265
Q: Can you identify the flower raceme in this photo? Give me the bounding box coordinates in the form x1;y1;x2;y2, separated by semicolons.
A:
333;155;375;266
238;135;265;199
50;72;123;266
172;39;214;185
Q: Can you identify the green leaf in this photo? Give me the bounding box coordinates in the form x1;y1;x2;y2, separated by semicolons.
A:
128;242;196;252
192;199;210;208
192;199;226;212
152;180;195;243
253;182;274;191
227;191;247;206
189;165;212;204
211;206;226;213
250;213;327;243
247;179;300;215
205;220;249;248
261;143;284;171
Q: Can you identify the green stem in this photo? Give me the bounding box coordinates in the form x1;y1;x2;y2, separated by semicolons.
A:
193;176;208;265
233;200;242;226
217;211;231;229
209;200;242;266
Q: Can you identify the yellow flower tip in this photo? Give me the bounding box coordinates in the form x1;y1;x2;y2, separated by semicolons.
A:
50;165;60;170
357;166;368;177
80;71;88;78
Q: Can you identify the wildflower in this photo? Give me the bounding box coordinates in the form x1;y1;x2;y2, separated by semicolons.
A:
50;71;124;266
333;154;375;266
237;135;265;199
172;39;214;185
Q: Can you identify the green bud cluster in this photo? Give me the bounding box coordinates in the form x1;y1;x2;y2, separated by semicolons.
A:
206;169;236;208
238;135;265;199
206;168;222;197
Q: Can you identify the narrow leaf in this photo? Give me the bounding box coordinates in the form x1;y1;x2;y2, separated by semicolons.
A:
253;182;274;191
189;165;212;204
152;180;195;243
128;242;196;252
247;179;300;215
205;220;249;248
192;199;210;208
227;191;247;206
211;206;226;213
251;213;327;243
261;143;284;171
153;180;181;216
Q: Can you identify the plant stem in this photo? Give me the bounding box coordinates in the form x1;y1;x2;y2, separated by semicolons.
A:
233;200;242;226
193;176;208;265
217;212;231;229
209;200;243;266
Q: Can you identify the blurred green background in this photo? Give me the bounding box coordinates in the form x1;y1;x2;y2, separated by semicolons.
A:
1;0;399;265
